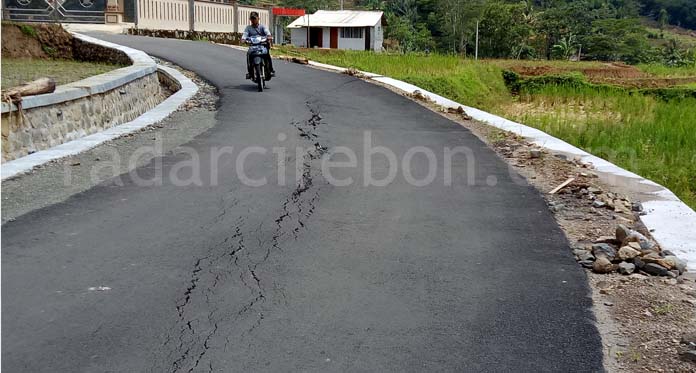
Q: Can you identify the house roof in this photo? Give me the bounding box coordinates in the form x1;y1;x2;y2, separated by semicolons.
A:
287;10;384;28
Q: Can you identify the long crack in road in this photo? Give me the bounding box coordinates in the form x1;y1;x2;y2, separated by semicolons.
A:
161;101;329;372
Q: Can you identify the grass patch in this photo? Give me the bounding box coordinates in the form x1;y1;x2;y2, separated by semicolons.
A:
644;25;696;49
275;47;511;110
636;63;696;77
489;59;608;70
1;58;124;89
42;45;57;58
653;303;674;315
276;46;696;209
18;24;37;38
501;85;696;208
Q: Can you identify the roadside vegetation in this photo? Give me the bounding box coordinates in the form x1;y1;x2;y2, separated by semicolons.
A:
1;22;127;89
1;58;123;88
275;46;696;209
510;84;696;209
282;0;696;66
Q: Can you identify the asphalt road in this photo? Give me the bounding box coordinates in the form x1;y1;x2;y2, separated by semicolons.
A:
2;35;603;372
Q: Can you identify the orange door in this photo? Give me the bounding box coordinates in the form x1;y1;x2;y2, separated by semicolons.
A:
330;27;338;49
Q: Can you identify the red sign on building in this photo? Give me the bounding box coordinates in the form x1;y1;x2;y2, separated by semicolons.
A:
272;7;305;16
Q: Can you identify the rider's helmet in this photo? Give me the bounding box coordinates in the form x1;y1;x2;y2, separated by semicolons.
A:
250;11;259;20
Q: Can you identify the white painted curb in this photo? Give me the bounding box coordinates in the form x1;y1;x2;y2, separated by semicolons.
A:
1;64;198;181
305;60;696;265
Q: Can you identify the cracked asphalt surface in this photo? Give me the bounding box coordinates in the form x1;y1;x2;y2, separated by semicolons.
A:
2;35;603;372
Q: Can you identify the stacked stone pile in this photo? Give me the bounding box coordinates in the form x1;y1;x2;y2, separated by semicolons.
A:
574;224;688;278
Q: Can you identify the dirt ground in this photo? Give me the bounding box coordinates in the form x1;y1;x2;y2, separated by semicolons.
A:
511;62;645;79
508;62;696;88
1;25;46;59
1;22;74;59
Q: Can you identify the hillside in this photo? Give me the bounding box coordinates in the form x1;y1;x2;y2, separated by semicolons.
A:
279;0;696;66
642;17;696;49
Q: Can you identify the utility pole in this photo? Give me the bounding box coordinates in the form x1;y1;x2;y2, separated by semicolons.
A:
475;20;479;61
188;0;194;32
233;2;238;33
340;0;343;10
134;0;139;29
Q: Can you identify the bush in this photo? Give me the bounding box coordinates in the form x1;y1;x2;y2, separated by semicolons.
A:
19;24;37;38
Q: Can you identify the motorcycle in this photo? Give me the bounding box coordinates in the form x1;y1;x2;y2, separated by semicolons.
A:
246;35;272;92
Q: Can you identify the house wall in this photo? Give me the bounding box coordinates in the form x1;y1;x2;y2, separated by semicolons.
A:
338;36;364;50
291;25;383;51
322;27;330;48
373;24;384;52
337;27;365;50
290;28;307;48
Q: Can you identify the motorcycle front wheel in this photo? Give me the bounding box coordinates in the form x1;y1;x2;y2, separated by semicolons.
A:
255;63;263;92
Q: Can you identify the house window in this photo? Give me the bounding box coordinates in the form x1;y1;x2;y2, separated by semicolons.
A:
340;27;363;39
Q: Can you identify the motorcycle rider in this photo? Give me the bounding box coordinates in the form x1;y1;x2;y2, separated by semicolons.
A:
242;11;275;79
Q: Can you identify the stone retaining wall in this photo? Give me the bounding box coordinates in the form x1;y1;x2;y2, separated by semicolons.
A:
127;28;242;45
1;73;167;161
1;32;170;163
73;38;132;65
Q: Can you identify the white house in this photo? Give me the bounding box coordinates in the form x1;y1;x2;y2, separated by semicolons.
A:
287;10;384;51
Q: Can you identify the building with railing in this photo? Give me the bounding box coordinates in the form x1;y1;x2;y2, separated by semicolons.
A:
134;0;270;33
2;0;271;33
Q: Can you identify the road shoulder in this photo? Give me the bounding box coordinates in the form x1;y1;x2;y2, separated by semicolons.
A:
1;59;218;223
400;89;696;372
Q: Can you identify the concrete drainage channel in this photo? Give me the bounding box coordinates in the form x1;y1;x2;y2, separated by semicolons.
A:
0;33;198;181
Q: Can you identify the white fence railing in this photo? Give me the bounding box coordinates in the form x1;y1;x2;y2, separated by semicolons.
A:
237;5;269;33
136;0;270;33
194;2;235;32
138;0;189;31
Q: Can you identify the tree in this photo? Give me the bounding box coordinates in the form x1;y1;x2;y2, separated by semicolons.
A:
355;0;386;9
551;34;578;60
638;0;696;30
536;1;594;59
280;0;339;13
583;18;653;63
477;1;534;58
660;39;695;66
384;13;434;52
658;8;669;29
434;0;483;54
387;0;419;24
